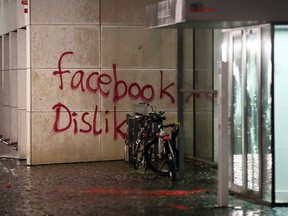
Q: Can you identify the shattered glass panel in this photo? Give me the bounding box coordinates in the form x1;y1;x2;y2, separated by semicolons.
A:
231;34;244;187
261;25;272;203
246;30;260;192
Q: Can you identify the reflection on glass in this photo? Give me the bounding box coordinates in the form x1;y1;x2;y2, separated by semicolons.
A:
232;35;243;187
246;31;260;192
261;25;272;203
230;25;272;203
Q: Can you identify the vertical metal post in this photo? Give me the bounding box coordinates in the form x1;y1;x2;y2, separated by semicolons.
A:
177;29;185;180
217;61;229;207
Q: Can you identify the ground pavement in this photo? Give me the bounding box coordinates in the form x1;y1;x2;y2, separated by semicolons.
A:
1;158;288;215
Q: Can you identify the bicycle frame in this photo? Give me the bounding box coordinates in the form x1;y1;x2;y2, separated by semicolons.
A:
127;103;179;180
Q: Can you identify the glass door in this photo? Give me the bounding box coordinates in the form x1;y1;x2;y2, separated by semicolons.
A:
230;28;261;197
231;31;244;191
245;28;261;194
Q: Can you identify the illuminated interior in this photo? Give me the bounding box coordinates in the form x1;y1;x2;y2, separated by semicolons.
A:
274;25;288;204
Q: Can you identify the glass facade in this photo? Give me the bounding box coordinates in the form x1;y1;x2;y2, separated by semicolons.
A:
245;29;260;193
178;24;288;205
228;26;271;202
261;25;272;203
231;33;244;189
227;24;288;205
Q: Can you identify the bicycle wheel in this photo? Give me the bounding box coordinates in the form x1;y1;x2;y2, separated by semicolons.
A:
168;155;176;180
144;139;172;177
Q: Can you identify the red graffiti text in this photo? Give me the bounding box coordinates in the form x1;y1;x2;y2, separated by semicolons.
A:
52;102;126;139
53;51;175;104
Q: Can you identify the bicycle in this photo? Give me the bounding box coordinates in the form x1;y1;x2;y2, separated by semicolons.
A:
143;108;179;180
127;103;156;170
132;112;153;170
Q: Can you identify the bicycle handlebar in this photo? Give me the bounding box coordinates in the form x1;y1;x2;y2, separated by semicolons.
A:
136;103;170;124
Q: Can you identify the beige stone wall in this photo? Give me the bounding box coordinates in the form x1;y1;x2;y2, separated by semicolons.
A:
0;34;15;158
24;0;178;165
0;0;178;164
0;0;28;35
0;29;26;158
17;28;27;159
0;0;28;158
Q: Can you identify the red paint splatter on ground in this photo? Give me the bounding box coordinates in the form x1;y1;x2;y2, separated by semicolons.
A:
150;190;189;196
82;188;209;197
82;188;111;193
3;183;12;189
167;203;190;210
191;189;208;194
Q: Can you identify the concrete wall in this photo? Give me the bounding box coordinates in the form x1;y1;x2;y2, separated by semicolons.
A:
0;34;14;157
23;0;177;165
0;0;178;164
17;28;27;159
0;0;28;35
0;0;28;158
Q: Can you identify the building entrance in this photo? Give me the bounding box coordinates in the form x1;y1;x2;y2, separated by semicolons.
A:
146;0;288;206
227;26;270;202
224;25;272;202
226;24;288;205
